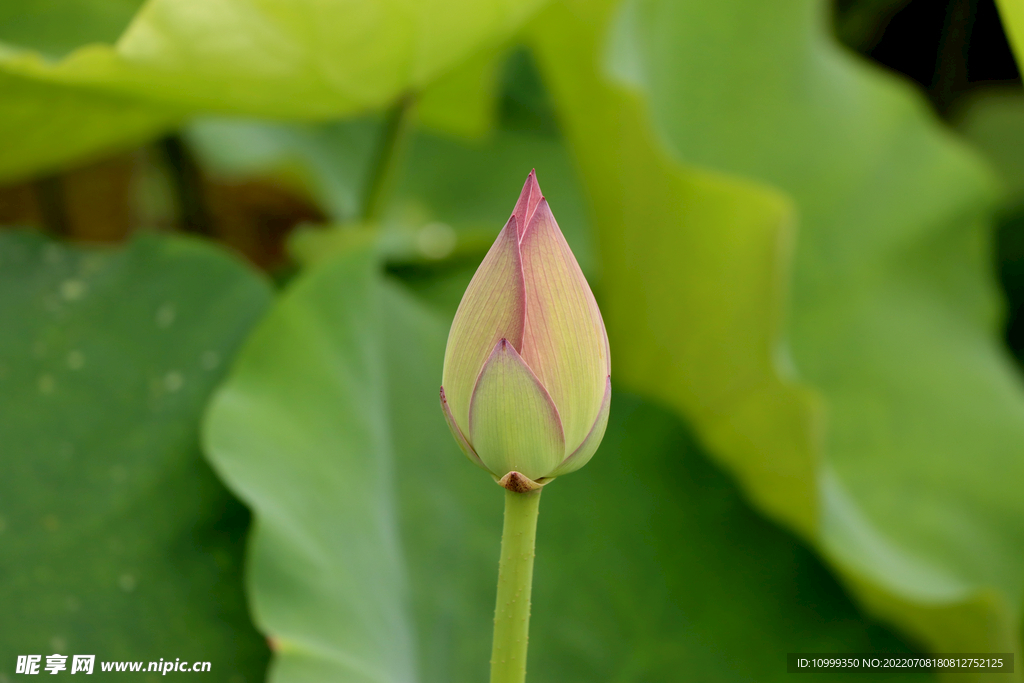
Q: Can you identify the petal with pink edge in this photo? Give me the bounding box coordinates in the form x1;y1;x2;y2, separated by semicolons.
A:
468;339;565;480
511;169;543;242
548;376;611;478
441;218;526;436
520;199;610;453
440;386;486;470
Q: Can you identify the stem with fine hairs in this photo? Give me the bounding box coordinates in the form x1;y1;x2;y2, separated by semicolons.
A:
490;487;542;683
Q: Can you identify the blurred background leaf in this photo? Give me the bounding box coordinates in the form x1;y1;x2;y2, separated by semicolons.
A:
957;88;1024;198
0;0;144;58
0;0;547;117
0;72;177;183
205;244;420;683
833;0;912;52
185;117;383;224
996;0;1024;70
204;243;930;683
529;0;823;546
954;86;1024;373
0;231;272;679
415;45;503;141
183;66;593;285
0;0;545;181
598;0;1024;666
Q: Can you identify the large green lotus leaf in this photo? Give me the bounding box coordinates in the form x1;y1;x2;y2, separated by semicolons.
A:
204;243;928;682
529;3;821;539
0;0;144;58
0;1;541;182
0;71;176;182
0;0;548;119
204;241;418;683
1;0;499;138
604;0;1024;664
185;57;506;214
0;231;272;679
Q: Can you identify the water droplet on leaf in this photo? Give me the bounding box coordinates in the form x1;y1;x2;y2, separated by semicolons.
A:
164;371;183;392
60;279;86;301
118;573;136;592
66;350;84;370
156;304;176;328
38;374;55;394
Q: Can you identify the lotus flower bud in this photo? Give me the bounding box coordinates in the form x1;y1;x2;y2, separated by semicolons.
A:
440;171;611;490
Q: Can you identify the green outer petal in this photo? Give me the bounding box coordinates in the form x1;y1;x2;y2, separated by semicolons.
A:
441;218;525;436
468;338;565;480
439;385;486;470
549;375;611;478
520;199;610;453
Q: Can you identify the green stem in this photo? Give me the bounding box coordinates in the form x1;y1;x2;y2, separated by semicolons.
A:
159;134;211;235
490;487;542;683
361;92;416;223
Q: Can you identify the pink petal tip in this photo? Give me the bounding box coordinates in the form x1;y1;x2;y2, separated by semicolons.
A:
512;170;543;243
